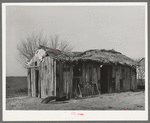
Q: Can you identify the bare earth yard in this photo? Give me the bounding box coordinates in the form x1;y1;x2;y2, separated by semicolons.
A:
6;91;145;110
6;77;145;110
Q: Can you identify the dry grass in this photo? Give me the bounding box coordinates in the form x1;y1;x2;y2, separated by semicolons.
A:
6;77;28;98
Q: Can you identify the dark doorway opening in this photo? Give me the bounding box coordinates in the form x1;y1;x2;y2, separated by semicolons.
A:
101;65;109;94
73;63;82;97
35;70;39;97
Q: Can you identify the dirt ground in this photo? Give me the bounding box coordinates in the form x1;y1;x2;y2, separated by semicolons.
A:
6;91;145;110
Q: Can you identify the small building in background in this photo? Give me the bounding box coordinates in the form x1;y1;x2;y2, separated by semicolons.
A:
27;45;138;99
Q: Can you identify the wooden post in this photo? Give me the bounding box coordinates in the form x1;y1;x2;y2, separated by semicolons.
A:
56;61;60;99
59;61;63;97
51;58;53;96
31;68;34;97
27;68;31;97
53;60;56;96
38;66;41;98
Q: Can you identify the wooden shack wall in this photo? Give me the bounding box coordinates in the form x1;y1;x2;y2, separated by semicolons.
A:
131;68;137;90
27;59;137;99
40;57;56;98
111;65;137;93
56;61;73;99
81;61;100;96
27;57;56;98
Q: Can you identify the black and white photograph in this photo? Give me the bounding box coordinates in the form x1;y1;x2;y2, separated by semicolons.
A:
2;2;148;121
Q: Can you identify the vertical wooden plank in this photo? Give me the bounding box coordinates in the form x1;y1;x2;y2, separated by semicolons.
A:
131;68;136;90
53;60;56;96
41;60;44;98
51;58;53;95
59;61;63;97
97;64;100;94
125;67;128;91
108;65;112;93
46;57;49;97
121;66;125;91
38;66;41;98
115;66;120;92
63;63;65;95
42;57;46;98
27;68;31;97
135;68;137;90
129;68;131;90
56;60;60;99
69;63;73;98
33;67;35;97
43;57;46;98
32;62;35;97
119;66;122;92
40;62;43;98
66;64;69;99
31;68;34;97
126;67;130;91
99;65;101;94
35;70;38;97
47;57;53;96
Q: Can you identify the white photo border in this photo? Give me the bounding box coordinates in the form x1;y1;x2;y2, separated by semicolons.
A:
2;2;148;121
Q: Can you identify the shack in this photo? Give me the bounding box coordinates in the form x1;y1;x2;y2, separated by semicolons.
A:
27;46;138;99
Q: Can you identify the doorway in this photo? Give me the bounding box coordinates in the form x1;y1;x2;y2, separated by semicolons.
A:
73;63;82;97
101;65;109;94
35;70;39;97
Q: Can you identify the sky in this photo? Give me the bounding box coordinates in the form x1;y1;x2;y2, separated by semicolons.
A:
5;4;146;76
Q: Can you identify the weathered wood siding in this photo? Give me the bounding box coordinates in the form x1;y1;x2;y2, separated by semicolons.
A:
111;65;116;93
31;66;35;97
75;61;101;96
131;68;137;90
126;67;131;91
115;66;121;92
40;57;56;98
53;60;56;96
27;57;137;99
27;69;31;97
56;61;73;99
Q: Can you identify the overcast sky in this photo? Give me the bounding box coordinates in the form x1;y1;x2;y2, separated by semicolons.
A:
6;4;146;76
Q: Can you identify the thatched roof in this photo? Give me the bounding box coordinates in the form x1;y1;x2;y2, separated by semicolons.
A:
39;45;71;60
39;45;138;67
72;49;138;67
